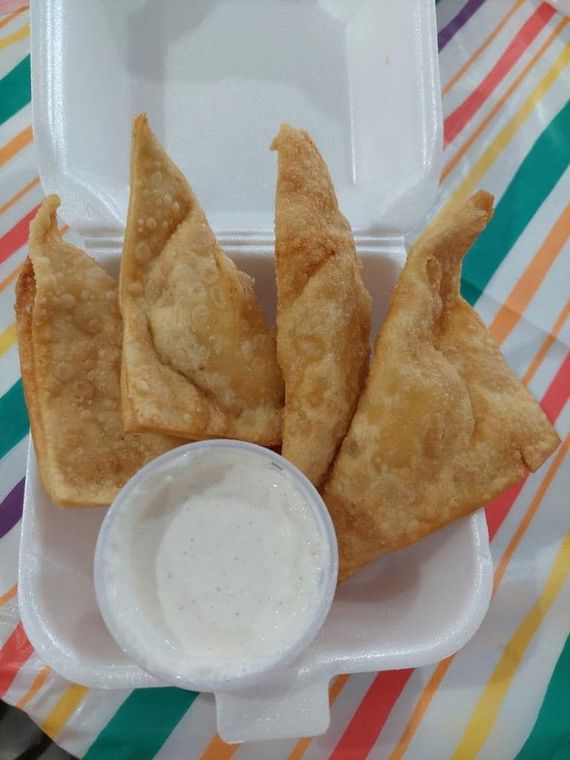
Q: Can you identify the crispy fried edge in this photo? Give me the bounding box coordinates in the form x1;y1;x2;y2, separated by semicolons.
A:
119;115;283;445
17;199;143;508
14;257;66;504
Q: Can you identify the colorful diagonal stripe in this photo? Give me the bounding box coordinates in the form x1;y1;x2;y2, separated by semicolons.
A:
461;99;570;305
444;3;556;145
0;478;24;539
438;0;487;50
83;689;199;760
0;380;28;459
516;634;570;760
0;56;30;125
451;533;570;759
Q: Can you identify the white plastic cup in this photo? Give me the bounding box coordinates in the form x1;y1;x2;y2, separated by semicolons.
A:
94;440;338;692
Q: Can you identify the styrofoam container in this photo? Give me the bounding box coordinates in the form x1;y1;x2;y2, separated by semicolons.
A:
20;0;494;743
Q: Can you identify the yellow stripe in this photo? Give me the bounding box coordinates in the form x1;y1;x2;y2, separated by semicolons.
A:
41;683;90;738
0;22;29;50
451;532;570;760
442;17;568;182
438;45;569;218
388;444;569;760
0;323;16;357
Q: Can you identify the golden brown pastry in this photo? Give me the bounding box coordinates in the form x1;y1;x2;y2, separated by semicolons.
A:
15;196;177;507
322;191;561;580
271;124;372;485
120;115;283;444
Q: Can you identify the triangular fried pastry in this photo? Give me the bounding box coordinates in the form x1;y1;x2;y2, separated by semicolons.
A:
271;124;372;485
322;191;561;580
120;115;283;444
15;196;178;507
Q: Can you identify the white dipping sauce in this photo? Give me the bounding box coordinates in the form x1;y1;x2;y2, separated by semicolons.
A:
100;445;333;684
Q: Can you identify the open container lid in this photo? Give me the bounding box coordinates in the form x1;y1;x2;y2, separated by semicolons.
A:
31;0;442;254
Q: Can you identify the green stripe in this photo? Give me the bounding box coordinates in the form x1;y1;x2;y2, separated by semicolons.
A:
0;380;29;460
461;99;570;306
83;688;198;760
516;635;570;760
0;56;31;126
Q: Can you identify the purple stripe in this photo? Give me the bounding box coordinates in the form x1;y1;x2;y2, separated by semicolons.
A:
0;479;24;539
438;0;487;51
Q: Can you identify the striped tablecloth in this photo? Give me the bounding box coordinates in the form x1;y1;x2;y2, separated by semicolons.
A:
1;2;569;758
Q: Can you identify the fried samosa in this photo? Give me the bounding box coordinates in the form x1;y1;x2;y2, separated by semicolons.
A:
271;124;372;485
15;196;177;507
120;115;283;444
323;191;561;580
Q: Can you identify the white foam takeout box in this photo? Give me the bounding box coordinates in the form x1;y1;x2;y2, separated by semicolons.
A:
20;0;493;743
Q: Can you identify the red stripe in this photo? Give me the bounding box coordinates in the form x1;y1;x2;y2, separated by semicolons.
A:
0;204;39;265
330;353;568;756
329;669;413;760
485;481;526;541
444;3;555;146
486;351;568;541
0;623;34;697
541;352;570;423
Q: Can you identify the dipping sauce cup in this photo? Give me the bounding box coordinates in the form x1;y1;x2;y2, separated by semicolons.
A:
94;440;338;691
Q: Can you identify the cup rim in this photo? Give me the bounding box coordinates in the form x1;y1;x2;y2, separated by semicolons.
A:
94;439;339;692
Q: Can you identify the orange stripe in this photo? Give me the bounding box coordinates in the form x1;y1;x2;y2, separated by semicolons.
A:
442;0;525;96
388;437;568;760
0;176;39;215
0;263;22;294
451;532;570;759
490;205;570;344
0;7;26;31
441;16;568;182
288;675;351;760
444;4;556;146
388;658;454;760
202;678;352;760
522;302;570;385
494;436;569;591
199;735;239;760
0;125;33;167
330;669;413;759
15;665;52;710
0;584;17;607
330;673;350;699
